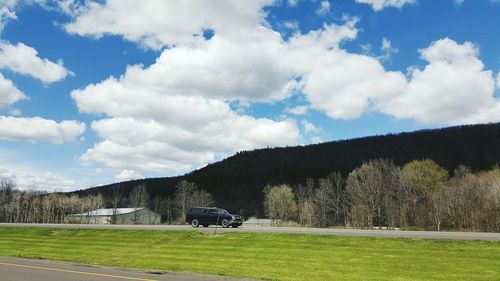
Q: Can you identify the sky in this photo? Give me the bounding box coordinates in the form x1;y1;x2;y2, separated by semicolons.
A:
0;0;499;191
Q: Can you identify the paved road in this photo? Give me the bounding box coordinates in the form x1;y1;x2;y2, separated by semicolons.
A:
2;223;500;240
0;257;256;281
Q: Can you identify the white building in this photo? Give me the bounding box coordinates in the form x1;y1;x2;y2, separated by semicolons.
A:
66;208;161;225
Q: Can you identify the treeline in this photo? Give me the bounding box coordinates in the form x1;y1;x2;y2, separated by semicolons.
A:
81;122;500;216
3;158;500;231
0;179;214;224
0;179;105;223
264;159;500;232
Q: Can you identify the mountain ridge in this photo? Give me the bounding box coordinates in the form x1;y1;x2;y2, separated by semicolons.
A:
73;122;500;216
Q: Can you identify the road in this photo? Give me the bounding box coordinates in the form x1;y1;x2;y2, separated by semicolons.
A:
2;223;500;240
0;257;256;281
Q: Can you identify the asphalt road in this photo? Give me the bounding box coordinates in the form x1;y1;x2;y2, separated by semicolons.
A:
2;223;500;240
0;257;256;281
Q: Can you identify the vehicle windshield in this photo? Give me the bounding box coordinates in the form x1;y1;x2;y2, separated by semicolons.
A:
218;209;229;215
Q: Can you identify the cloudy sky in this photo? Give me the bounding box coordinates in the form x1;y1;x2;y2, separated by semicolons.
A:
0;0;499;191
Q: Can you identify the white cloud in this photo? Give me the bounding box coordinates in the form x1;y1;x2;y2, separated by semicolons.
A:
287;0;299;7
52;0;86;17
8;108;21;116
381;38;499;125
66;16;399;174
316;0;331;16
115;169;143;181
0;0;17;32
283;20;300;33
497;72;500;89
379;37;398;61
63;0;275;49
0;166;82;191
301;120;321;134
0;7;16;32
69;29;292;103
287;21;407;120
0;72;27;105
287;105;309;115
0;41;72;84
310;136;323;143
60;2;500;175
0;116;85;143
287;27;500;125
355;0;416;11
72;77;299;174
454;0;464;5
300;55;406;119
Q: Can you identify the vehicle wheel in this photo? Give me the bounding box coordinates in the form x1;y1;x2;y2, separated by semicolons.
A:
231;225;239;228
221;219;230;228
191;219;199;227
202;224;209;227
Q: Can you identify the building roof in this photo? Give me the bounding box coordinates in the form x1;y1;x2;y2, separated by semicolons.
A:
69;208;144;217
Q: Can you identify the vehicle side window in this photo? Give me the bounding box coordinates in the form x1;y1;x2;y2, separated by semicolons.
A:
190;208;204;213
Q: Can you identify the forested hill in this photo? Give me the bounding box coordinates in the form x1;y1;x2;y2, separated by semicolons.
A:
74;122;500;216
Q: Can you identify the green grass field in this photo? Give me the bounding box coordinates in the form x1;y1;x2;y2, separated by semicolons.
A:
0;227;499;281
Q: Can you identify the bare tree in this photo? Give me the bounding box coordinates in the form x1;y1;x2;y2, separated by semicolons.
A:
161;196;177;224
129;185;150;209
174;180;197;222
0;179;15;222
129;185;150;224
191;190;214;207
429;187;447;231
294;179;314;226
314;172;346;227
110;185;123;224
264;184;297;225
347;159;399;228
346;161;382;228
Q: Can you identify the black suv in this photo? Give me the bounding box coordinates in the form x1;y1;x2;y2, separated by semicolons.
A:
186;207;242;228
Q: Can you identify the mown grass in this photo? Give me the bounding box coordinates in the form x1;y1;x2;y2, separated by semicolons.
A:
0;227;499;281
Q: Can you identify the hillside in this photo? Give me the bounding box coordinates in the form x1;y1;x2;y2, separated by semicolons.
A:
74;123;500;216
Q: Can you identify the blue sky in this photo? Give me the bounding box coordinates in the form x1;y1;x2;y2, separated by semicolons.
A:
0;0;499;191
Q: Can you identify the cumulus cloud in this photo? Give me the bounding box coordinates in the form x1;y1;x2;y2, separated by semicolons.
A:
286;21;407;120
379;38;398;62
0;7;16;32
283;20;300;33
0;0;17;32
0;41;72;84
0;166;82;191
381;38;499;124
316;0;331;16
8;108;21;116
95;29;293;103
0;116;85;143
63;0;275;49
0;72;27;105
115;169;143;181
287;30;500;125
355;0;416;11
72;77;299;174
287;105;309;115
60;2;500;175
301;120;321;134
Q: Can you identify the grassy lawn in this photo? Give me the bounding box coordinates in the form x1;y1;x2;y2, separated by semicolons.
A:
0;227;499;281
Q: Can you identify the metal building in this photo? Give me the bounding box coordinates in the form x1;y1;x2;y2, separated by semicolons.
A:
67;208;161;225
